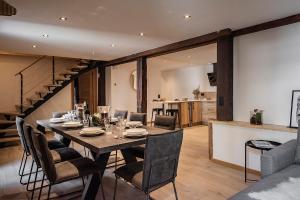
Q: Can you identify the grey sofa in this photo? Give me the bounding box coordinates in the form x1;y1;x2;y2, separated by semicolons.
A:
230;139;300;200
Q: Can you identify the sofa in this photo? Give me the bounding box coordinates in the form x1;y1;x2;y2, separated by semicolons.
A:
230;136;300;200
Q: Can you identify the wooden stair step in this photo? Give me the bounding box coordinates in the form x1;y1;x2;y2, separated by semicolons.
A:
27;97;43;101
0;128;18;134
44;84;62;88
69;65;88;71
0;120;15;125
15;104;34;112
0;136;20;143
55;78;70;82
0;112;23;117
60;71;78;76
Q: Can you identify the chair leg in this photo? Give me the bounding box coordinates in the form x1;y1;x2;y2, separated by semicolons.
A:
101;179;106;200
115;151;118;170
38;174;46;200
81;177;85;188
18;150;25;176
113;176;118;200
26;160;35;191
20;154;28;184
47;184;51;200
146;193;151;200
30;165;39;200
172;181;179;200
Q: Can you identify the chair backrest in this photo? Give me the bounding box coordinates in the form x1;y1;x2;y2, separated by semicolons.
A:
23;125;41;167
16;117;30;154
31;131;57;183
129;112;147;125
154;115;177;130
142;129;183;192
52;111;67;118
114;110;128;119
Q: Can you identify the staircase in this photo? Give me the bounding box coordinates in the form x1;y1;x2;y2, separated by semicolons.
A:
0;56;103;147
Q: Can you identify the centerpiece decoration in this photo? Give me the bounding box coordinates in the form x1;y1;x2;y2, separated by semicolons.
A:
192;88;200;99
92;106;111;127
250;109;264;125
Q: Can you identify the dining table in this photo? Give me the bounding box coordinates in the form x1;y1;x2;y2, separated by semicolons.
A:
36;119;174;200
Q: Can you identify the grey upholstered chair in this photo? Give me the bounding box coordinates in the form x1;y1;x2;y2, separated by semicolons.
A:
23;125;82;199
16;117;66;185
52;111;71;147
114;129;183;200
129;112;147;125
32;131;105;200
122;115;178;161
114;110;128;119
154;115;177;130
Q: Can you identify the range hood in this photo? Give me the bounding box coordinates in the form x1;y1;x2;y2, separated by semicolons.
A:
207;63;217;86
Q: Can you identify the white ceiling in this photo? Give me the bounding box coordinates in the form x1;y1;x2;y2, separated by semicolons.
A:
1;0;300;60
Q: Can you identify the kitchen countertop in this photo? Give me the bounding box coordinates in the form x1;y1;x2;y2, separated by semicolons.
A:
157;99;216;103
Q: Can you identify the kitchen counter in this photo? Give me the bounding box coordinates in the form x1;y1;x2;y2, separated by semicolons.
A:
156;99;216;103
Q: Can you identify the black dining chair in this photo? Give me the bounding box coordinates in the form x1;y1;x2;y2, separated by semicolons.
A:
114;110;128;119
32;131;106;200
23;125;82;199
121;115;177;161
154;115;177;130
129;112;147;125
16;117;66;185
52;111;71;147
113;129;183;200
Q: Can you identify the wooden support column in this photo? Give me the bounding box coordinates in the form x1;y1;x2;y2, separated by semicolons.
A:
217;29;233;121
137;57;147;113
98;66;106;106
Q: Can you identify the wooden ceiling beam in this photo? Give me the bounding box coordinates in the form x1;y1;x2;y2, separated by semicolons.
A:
233;13;300;37
102;32;219;67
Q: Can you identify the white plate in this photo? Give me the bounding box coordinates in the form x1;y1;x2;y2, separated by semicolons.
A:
126;121;143;127
50;118;65;123
81;127;104;134
125;128;147;136
123;131;148;138
111;117;118;122
62;121;83;128
80;128;105;137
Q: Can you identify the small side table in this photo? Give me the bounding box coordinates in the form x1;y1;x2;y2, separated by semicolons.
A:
245;140;281;182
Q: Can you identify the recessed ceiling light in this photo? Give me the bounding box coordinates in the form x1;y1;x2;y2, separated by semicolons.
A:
32;45;37;48
92;51;95;55
59;16;67;21
111;44;115;47
187;55;191;58
184;14;191;19
139;32;144;36
42;34;49;38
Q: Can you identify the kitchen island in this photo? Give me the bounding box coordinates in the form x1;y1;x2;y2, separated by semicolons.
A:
154;99;216;127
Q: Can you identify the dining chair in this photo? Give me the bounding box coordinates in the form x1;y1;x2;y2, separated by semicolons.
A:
23;125;82;199
121;115;177;161
32;131;106;200
154;115;177;130
129;112;147;125
52;111;71;147
108;109;129;169
113;129;183;200
114;110;128;119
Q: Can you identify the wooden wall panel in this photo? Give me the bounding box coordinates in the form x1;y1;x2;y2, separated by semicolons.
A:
217;29;233;121
137;57;147;113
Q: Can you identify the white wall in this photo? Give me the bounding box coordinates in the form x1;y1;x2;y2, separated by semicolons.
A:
233;23;300;126
0;54;75;124
106;62;137;115
213;123;297;171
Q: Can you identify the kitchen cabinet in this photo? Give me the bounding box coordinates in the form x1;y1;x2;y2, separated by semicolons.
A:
191;101;202;125
201;101;216;125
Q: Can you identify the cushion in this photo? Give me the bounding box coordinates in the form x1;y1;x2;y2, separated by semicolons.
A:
51;147;82;163
114;161;144;189
55;157;101;182
229;164;300;200
295;127;300;163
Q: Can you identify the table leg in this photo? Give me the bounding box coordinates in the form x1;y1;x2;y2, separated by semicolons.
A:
244;144;247;182
81;152;110;200
120;149;138;164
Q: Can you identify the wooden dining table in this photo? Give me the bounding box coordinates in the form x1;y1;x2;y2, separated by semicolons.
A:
36;119;173;200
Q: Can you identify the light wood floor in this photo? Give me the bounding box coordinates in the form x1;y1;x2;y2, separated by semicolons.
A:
0;126;256;200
